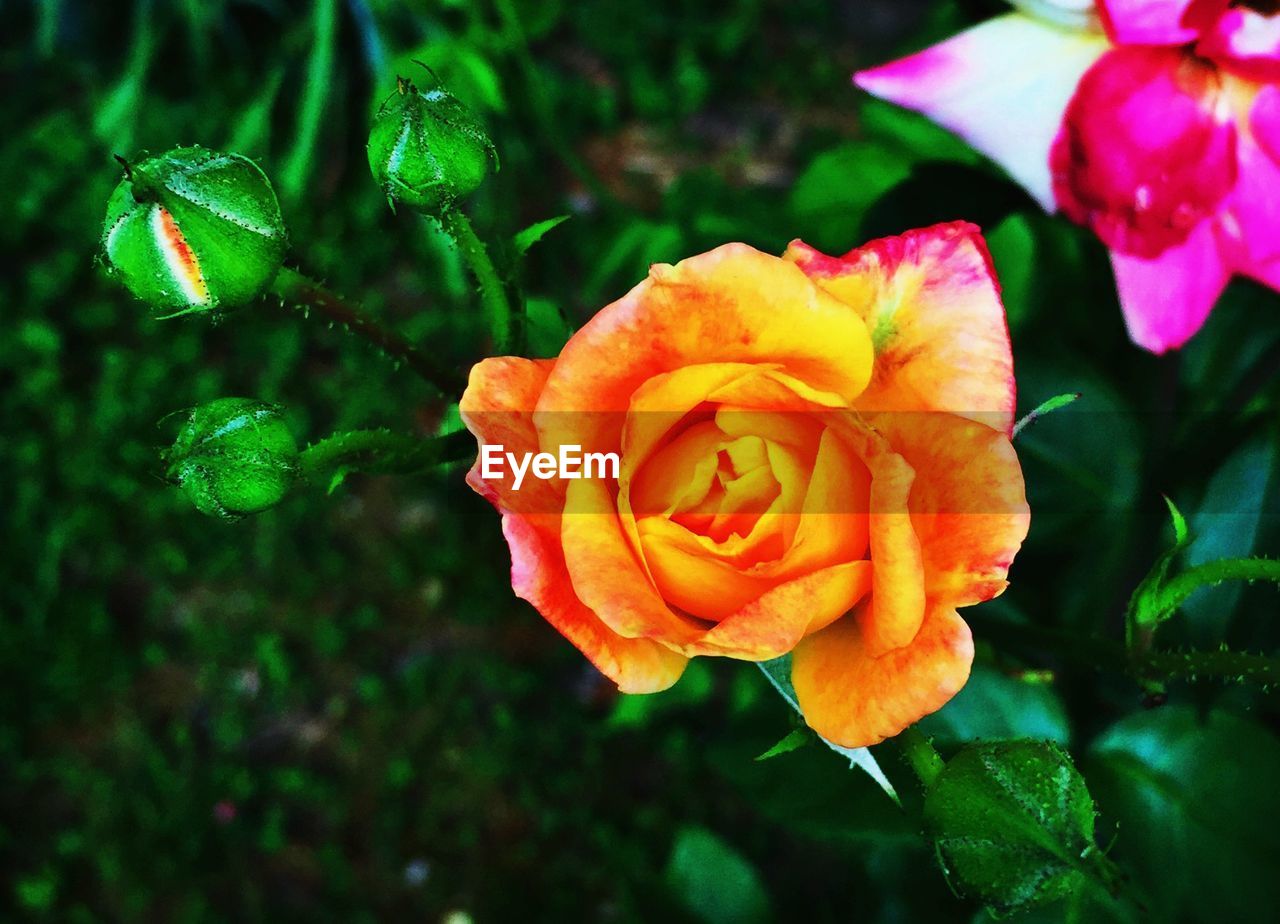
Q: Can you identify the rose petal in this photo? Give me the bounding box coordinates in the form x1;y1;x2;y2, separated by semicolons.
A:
460;357;560;515
635;515;785;621
872;412;1030;606
462;359;688;693
1250;84;1280;165
1231;88;1280;283
536;244;874;454
503;515;688;693
785;428;871;572
1199;9;1280;82
1097;0;1227;46
634;428;870;622
1221;133;1280;270
833;422;926;656
792;602;975;749
628;421;724;520
686;560;873;661
618;363;833;580
561;477;709;647
854;14;1108;210
620;362;769;488
1110;219;1231;353
786;222;1016;435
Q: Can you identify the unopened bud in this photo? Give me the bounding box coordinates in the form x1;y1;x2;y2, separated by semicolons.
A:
367;77;497;212
103;147;287;316
164;398;299;520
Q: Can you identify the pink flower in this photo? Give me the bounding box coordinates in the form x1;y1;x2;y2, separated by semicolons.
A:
856;0;1280;353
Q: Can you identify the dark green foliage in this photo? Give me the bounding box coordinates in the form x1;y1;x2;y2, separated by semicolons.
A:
917;665;1070;748
665;826;771;924
1088;708;1280;923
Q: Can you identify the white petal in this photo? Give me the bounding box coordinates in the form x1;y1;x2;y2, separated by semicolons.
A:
856;14;1109;210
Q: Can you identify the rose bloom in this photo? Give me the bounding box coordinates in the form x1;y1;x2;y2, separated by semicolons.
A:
856;0;1280;353
461;223;1029;748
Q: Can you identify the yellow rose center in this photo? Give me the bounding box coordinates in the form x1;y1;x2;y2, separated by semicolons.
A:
622;402;872;623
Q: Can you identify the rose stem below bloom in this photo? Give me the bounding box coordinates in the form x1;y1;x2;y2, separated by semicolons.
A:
896;725;945;788
268;266;467;396
299;428;474;485
438;207;516;355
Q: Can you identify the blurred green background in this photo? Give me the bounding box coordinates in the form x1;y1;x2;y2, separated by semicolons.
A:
3;0;1280;920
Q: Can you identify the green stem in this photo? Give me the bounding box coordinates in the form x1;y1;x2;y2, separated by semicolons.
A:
1151;557;1280;619
300;428;474;484
968;611;1280;688
897;725;945;788
268;266;466;395
439;208;515;353
1142;647;1280;685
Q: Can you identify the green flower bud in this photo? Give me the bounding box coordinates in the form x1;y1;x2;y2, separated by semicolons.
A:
922;740;1116;916
164;398;300;520
367;77;497;212
102;146;287;316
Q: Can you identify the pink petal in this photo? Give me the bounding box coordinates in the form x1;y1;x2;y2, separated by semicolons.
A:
1249;84;1280;165
1098;0;1227;46
1223;88;1280;279
1220;134;1280;269
1110;220;1230;353
1241;257;1280;292
855;14;1108;211
1198;9;1280;82
1050;46;1237;259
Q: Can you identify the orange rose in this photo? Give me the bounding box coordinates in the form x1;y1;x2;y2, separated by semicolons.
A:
460;222;1029;748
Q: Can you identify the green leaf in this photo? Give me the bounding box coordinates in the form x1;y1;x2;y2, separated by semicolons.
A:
924;740;1114;918
1181;435;1277;645
787;140;913;253
522;296;575;358
1088;708;1280;923
1013;392;1082;440
325;466;353;496
1126;498;1192;637
279;0;337;204
665;826;770;924
512;215;570;257
755;727;811;761
986;214;1037;332
582;220;684;305
858;97;978;166
756;657;897;801
1164;495;1189;547
917;664;1070;747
